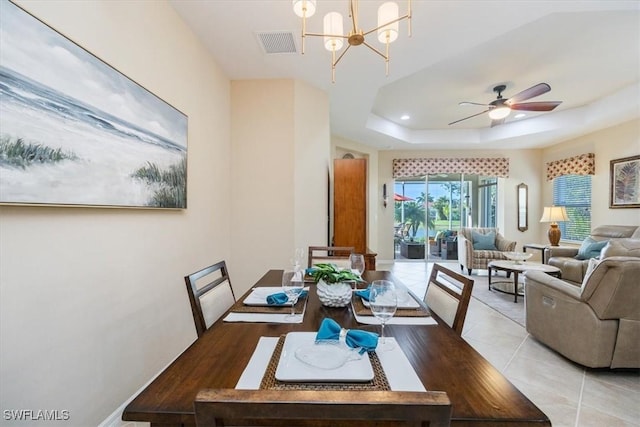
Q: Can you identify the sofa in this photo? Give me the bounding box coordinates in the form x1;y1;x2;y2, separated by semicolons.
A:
545;225;640;284
457;227;517;275
525;238;640;368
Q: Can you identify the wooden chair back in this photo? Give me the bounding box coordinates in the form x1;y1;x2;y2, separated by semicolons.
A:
194;389;452;427
184;261;236;338
425;263;474;335
307;246;354;269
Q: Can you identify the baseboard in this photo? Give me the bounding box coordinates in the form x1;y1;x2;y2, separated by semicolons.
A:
97;340;193;427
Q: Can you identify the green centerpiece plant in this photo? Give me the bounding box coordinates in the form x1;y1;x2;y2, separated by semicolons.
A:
308;263;363;308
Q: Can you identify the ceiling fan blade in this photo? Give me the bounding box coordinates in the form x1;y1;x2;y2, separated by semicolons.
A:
505;83;551;104
459;101;490;107
509;101;562;111
490;117;505;127
448;109;491;125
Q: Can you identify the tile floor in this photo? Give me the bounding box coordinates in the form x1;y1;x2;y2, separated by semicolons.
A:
387;260;640;427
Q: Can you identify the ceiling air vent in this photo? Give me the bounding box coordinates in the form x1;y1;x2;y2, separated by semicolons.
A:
256;31;297;54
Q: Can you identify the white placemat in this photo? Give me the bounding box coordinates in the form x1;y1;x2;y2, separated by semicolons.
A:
223;312;304;323
353;310;438;325
236;336;425;392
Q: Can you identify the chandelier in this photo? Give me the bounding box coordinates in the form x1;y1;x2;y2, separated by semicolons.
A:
292;0;412;82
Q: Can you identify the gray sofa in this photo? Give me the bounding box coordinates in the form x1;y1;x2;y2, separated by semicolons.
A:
545;225;640;284
525;238;640;368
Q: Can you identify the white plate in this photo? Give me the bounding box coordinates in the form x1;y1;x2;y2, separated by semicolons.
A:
361;288;420;309
275;332;374;382
243;287;308;306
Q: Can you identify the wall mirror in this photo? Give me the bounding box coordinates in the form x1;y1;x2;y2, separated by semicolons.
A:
517;183;528;232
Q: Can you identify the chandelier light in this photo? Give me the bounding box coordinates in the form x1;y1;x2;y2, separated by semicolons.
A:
292;0;412;82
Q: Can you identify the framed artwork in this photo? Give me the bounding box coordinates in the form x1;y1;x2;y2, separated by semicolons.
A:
609;155;640;208
0;0;188;208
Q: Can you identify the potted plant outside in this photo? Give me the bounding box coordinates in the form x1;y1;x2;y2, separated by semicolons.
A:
308;263;362;307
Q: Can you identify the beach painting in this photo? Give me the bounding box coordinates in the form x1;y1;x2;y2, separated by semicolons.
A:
0;0;188;208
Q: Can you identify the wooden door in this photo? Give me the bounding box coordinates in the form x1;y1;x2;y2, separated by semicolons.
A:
333;159;366;254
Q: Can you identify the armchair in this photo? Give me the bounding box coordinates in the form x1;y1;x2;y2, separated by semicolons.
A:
525;243;640;368
457;227;517;275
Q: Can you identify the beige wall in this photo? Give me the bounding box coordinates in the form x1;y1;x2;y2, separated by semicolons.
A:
231;79;329;295
0;0;231;425
541;119;640;240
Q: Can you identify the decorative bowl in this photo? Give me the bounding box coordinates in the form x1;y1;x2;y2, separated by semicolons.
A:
503;252;533;264
316;280;353;307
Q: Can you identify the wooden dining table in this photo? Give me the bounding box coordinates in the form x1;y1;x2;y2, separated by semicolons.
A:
122;270;550;427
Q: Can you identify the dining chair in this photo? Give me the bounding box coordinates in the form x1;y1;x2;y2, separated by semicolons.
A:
194;389;452;427
307;245;354;269
184;261;236;338
424;263;474;335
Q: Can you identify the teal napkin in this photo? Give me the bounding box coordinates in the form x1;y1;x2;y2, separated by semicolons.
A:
315;318;378;354
355;285;371;301
267;290;307;305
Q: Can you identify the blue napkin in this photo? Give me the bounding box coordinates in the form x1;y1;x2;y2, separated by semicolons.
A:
355;286;371;301
315;318;378;354
267;290;307;305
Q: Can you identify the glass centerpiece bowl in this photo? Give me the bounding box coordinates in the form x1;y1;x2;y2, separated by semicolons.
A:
503;251;533;264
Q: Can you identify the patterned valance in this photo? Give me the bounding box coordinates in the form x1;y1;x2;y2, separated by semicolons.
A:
546;153;595;181
393;157;510;179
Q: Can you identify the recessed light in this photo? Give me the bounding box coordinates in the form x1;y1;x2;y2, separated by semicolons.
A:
400;115;410;120
514;113;526;119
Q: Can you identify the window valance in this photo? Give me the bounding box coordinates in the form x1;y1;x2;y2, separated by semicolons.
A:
546;153;595;181
393;157;510;179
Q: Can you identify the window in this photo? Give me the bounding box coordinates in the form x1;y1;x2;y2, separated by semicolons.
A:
553;175;591;242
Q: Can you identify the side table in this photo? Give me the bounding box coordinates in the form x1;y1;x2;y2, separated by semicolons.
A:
523;243;550;264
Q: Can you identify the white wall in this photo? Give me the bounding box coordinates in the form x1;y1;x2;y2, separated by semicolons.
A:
0;0;231;425
541;119;640;239
230;79;329;296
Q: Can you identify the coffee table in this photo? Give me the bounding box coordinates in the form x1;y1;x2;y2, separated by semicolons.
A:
487;260;561;303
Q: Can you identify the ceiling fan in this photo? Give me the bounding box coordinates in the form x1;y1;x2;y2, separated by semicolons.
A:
448;83;562;127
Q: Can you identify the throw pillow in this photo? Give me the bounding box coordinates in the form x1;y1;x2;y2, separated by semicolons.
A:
472;231;497;250
574;237;609;260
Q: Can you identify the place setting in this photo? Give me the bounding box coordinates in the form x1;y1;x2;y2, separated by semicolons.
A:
236;317;426;393
352;279;437;326
223;269;309;323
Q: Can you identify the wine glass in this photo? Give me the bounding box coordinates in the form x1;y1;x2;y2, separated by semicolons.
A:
282;269;304;321
369;280;397;351
350;253;365;290
290;247;305;270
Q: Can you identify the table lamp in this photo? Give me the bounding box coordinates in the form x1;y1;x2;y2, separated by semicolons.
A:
539;206;569;246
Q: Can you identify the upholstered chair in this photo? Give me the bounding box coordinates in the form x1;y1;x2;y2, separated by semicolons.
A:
525;238;640;368
457;227;517;275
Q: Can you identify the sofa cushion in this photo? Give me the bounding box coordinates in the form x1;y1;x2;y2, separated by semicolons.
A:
472;231;497;250
575;237;609;260
581;258;600;289
600;238;640;259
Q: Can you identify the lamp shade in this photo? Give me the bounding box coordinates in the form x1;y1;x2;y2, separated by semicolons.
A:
323;12;344;51
292;0;316;18
540;206;569;223
377;2;399;43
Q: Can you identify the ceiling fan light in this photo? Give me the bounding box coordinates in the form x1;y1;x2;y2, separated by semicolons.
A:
323;12;344;51
292;0;316;18
377;2;399;43
489;106;511;120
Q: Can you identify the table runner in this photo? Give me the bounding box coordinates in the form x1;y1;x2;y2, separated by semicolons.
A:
236;336;426;392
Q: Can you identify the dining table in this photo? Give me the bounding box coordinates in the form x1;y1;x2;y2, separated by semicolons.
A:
122;269;551;427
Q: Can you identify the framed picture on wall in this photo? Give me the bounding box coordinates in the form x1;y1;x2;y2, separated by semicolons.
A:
0;0;188;209
609;155;640;208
